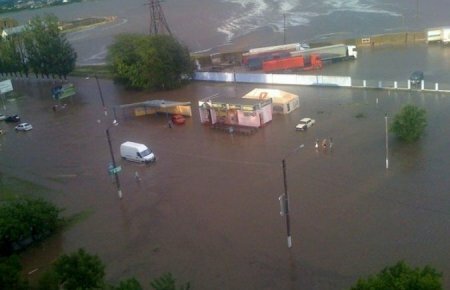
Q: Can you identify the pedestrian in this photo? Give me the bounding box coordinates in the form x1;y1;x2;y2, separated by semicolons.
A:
134;171;141;182
329;137;333;150
322;138;327;149
315;139;319;150
52;105;57;112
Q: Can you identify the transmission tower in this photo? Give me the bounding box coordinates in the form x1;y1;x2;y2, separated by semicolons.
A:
146;0;172;36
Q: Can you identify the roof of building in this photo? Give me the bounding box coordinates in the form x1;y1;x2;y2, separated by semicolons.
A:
242;88;298;104
118;99;191;109
208;96;270;106
199;95;272;111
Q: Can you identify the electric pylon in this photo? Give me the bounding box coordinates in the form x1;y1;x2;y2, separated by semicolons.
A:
146;0;172;36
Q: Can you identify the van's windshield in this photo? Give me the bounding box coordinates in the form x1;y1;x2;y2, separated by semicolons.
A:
140;149;151;157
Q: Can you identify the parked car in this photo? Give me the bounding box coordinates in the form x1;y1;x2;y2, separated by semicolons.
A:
5;115;20;123
409;70;424;86
15;122;33;131
296;118;315;131
171;114;186;125
0;114;6;121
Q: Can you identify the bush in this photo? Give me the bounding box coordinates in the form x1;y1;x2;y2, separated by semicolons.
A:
390;104;427;142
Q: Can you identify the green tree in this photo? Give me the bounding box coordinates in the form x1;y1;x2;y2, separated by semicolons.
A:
108;34;194;90
23;14;77;79
0;198;62;255
53;248;105;290
350;261;442;290
0;39;16;75
150;273;190;290
390;104;427;142
0;255;29;290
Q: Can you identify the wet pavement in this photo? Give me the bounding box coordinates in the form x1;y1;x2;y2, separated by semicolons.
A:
1;72;450;289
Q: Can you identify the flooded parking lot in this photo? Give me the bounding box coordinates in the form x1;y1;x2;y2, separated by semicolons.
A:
1;77;450;289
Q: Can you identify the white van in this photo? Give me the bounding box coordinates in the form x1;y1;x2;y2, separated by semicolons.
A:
120;141;156;163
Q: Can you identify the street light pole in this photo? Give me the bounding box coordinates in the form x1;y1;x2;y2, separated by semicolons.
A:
106;122;122;199
385;113;389;169
280;144;304;248
283;13;286;44
95;75;108;116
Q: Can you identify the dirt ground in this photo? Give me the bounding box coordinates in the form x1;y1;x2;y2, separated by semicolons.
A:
1;76;450;289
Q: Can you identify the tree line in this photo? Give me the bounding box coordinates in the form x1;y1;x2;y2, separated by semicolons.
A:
0;14;76;79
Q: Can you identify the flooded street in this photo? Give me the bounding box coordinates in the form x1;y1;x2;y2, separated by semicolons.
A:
1;74;450;289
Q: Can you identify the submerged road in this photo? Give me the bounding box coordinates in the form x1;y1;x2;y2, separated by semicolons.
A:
1;74;450;289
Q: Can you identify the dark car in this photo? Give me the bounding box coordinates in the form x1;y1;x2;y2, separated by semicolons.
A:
409;71;424;86
5;115;20;123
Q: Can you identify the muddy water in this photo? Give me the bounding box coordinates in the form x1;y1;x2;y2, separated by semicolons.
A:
1;75;450;289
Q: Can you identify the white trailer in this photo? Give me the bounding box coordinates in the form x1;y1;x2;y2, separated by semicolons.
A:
443;28;450;44
290;44;357;62
427;27;450;44
248;43;302;54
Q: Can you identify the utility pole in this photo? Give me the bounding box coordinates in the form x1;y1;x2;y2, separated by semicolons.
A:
385;113;389;169
416;0;419;21
282;159;292;247
106;121;122;199
280;144;304;248
95;75;107;116
283;14;286;44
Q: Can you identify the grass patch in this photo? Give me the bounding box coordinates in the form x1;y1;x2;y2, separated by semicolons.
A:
0;173;91;230
70;65;113;79
0;175;50;201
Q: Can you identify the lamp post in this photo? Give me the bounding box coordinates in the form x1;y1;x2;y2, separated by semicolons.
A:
106;120;122;199
95;75;108;116
385;113;389;169
280;144;304;248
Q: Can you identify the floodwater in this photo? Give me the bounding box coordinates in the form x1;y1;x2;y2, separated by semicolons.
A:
1;73;450;289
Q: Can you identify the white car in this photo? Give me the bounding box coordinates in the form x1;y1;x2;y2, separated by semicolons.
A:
15;123;33;131
0;114;6;121
296;118;315;131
